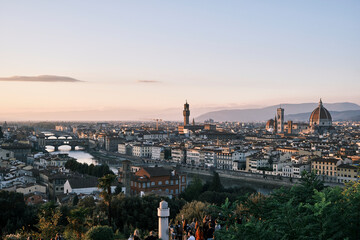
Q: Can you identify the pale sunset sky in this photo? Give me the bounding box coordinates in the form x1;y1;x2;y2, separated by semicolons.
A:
0;1;359;120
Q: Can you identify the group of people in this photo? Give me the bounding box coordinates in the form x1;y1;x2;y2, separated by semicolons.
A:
170;215;221;240
128;229;158;240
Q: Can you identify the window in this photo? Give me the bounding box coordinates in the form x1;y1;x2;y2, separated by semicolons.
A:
171;180;174;185
165;180;169;185
176;180;178;184
182;176;185;183
151;182;155;186
175;189;178;194
158;181;162;185
143;183;146;188
147;182;150;187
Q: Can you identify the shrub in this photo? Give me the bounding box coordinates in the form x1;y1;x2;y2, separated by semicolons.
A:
85;226;114;240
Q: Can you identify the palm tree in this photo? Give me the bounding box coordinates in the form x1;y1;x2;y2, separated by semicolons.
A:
98;174;116;227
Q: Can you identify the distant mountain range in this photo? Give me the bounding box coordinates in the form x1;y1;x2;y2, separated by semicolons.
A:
195;102;360;122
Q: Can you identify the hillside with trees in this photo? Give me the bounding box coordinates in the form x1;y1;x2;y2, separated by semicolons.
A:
1;171;360;239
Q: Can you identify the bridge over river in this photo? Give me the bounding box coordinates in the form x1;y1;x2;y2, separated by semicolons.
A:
37;132;90;151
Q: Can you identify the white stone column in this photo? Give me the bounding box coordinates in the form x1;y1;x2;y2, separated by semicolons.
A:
158;200;170;240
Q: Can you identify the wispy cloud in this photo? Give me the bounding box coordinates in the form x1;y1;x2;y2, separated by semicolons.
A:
136;80;161;84
0;75;83;82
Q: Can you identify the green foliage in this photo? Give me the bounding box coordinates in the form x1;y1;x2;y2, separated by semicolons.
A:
110;193;185;235
0;191;35;236
98;174;116;226
72;195;79;206
175;201;208;223
300;170;324;191
78;196;96;209
114;184;123;195
85;226;114;240
180;174;255;205
214;174;360;240
65;159;114;177
36;208;62;240
111;194;155;233
208;172;224;192
180;176;203;201
65;207;91;240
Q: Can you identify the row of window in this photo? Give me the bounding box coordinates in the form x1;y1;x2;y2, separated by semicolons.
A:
132;180;179;188
313;165;336;170
338;174;358;178
132;177;186;188
133;187;185;195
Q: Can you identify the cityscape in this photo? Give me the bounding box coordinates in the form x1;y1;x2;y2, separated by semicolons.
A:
1;1;360;240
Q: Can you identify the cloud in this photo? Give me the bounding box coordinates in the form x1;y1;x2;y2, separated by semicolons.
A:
136;80;161;84
0;75;83;82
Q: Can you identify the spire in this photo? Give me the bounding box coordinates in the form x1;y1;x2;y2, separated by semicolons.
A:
319;98;322;106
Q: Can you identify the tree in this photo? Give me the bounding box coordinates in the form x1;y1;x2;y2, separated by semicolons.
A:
65;207;90;240
180;176;203;201
0;191;29;236
98;174;116;227
175;201;208;223
72;195;79;206
342;181;360;239
300;170;324;191
37;208;62;240
114;184;123;195
85;226;114;240
208;172;224;192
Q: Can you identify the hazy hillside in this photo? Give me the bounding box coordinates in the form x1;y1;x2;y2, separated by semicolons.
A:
195;102;360;122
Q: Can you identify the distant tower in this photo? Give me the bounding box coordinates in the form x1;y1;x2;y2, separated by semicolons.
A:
121;160;131;196
277;107;284;133
183;100;190;126
274;114;278;133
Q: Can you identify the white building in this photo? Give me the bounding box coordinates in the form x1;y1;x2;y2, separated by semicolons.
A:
186;149;200;165
16;183;47;195
64;176;117;195
152;146;164;160
199;150;217;167
171;148;185;163
132;144;152;158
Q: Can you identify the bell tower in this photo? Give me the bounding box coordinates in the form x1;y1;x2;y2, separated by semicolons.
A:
183;100;190;126
277;107;284;133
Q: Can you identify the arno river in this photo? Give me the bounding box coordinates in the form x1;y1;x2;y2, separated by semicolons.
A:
46;145;119;174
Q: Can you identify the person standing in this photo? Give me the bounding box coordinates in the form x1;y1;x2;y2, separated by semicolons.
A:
134;229;142;240
187;231;195;240
145;231;157;240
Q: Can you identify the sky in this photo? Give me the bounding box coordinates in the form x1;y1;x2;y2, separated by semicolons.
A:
0;1;359;121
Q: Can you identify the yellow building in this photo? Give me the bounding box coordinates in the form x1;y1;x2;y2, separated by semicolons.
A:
337;164;358;183
311;158;339;182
